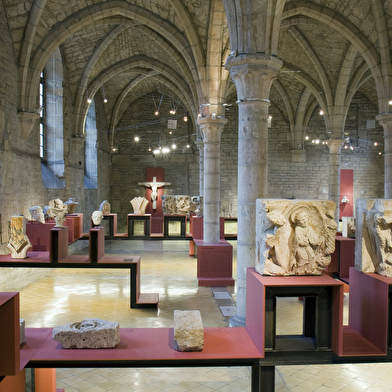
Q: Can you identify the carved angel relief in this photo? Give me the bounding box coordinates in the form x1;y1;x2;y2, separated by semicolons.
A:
256;199;337;276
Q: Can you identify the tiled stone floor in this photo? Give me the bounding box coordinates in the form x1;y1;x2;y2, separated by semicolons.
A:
4;239;392;391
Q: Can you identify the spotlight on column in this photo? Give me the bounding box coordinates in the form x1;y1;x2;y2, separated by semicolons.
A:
211;112;217;120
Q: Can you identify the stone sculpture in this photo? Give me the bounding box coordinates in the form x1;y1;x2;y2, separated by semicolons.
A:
7;216;32;259
174;310;204;352
43;205;53;220
91;211;103;227
64;198;78;214
355;199;392;276
342;216;355;238
49;199;68;228
99;200;111;214
256;199;337;276
176;195;191;215
29;206;45;223
52;318;120;349
130;196;149;215
161;195;177;215
191;196;203;216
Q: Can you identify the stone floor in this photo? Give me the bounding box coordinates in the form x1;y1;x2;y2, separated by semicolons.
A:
4;239;392;391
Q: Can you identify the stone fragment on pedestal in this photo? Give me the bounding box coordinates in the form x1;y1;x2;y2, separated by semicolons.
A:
355;199;392;276
52;318;120;349
20;319;25;345
7;216;32;258
174;310;204;352
130;196;149;215
256;199;337;276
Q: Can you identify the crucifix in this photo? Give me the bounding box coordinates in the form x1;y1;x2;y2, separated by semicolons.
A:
138;177;171;209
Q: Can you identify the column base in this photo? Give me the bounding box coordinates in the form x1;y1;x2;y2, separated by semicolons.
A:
229;314;246;328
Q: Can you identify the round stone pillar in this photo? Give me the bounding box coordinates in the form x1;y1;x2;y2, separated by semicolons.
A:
376;113;392;198
197;117;228;244
226;54;282;327
195;138;204;197
327;139;344;222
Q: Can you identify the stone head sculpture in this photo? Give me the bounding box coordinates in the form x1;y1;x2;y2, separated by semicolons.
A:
29;206;45;224
92;210;103;226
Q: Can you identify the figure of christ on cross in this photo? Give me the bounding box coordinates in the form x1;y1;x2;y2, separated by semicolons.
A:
138;177;171;210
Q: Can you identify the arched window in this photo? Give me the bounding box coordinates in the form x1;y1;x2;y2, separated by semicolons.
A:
41;47;65;188
84;99;98;189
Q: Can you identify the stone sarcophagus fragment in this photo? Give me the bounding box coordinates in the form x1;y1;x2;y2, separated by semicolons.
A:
52;318;120;349
355;199;392;277
174;310;204;352
256;199;337;276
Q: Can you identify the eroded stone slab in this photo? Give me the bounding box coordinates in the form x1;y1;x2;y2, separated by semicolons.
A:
256;199;337;276
20;319;25;345
355;199;392;276
52;318;120;349
174;310;204;352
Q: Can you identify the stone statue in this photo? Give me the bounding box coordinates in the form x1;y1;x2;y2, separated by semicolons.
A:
29;206;45;224
7;216;32;258
138;177;171;209
49;199;68;228
161;195;176;215
130;197;149;215
191;196;203;216
256;199;337;276
52;318;120;349
99;200;111;214
176;195;191;215
92;210;103;227
64;198;78;214
43;205;53;220
355;199;392;276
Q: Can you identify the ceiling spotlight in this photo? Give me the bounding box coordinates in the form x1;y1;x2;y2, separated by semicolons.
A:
305;136;309;140
148;147;152;151
374;142;378;146
315;139;320;144
103;98;108;103
319;109;324;115
389;100;392;105
134;136;139;142
153;149;160;154
162;147;170;153
186;144;190;148
87;98;92;103
169;131;172;135
155;111;159;116
111;146;118;152
350;146;354;150
344;145;348;149
172;144;176;149
269;115;272;120
379;151;382;155
198;113;202;118
211;112;217;120
183;116;188;122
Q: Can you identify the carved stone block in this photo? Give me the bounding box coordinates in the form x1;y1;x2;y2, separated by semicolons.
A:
355;199;392;276
256;199;337;276
52;318;120;349
130;196;149;215
174;310;204;352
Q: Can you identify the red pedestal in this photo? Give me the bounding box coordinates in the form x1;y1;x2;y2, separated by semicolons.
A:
89;227;105;262
0;292;20;376
49;227;68;263
67;213;83;240
190;216;225;240
194;239;234;286
326;236;355;279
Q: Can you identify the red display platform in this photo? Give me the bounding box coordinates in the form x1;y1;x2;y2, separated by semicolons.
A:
0;293;20;376
245;269;344;356
190;216;225;240
89;227;104;262
24;327;261;365
326;236;355;279
194;239;234;286
67;213;83;240
49;227;68;262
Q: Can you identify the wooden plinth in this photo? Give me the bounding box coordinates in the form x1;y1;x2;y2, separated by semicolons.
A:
49;227;68;263
89;227;104;262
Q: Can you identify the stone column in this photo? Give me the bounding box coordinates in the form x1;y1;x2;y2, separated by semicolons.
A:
327;139;344;222
195;138;204;197
197;117;227;244
226;54;282;327
376;113;392;198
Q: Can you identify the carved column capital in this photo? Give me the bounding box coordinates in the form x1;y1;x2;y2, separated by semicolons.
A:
18;111;39;139
327;139;344;154
225;54;282;101
197;116;228;143
376;113;392;133
194;138;204;151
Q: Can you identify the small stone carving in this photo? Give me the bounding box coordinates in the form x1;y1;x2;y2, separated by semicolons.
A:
191;196;203;216
342;216;355;238
130;197;149;215
29;206;45;223
99;200;111;214
49;199;68;228
256;199;337;276
52;318;120;349
7;216;32;258
92;210;103;227
161;195;176;215
355;199;392;276
176;195;191;215
174;310;204;352
43;205;53;220
64;198;78;214
20;319;25;345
